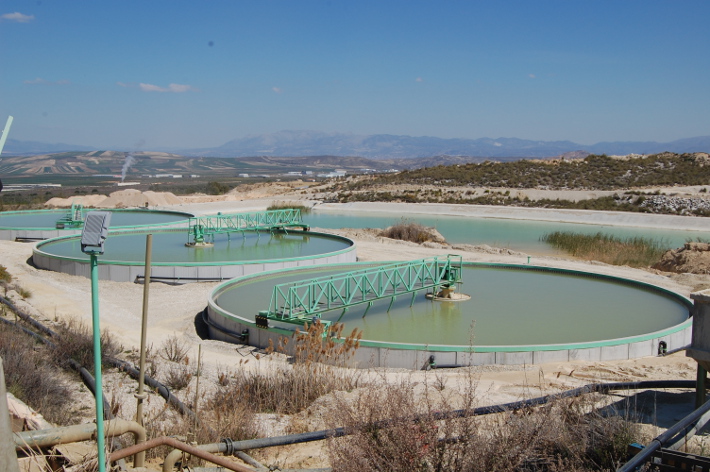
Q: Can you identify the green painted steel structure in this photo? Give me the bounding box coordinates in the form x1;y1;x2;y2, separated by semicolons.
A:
187;209;309;245
55;202;84;229
260;255;464;326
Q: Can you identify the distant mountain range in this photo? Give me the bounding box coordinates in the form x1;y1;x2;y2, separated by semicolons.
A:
4;131;710;159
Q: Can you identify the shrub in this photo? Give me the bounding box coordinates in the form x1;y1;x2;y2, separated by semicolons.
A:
54;318;122;371
326;378;640;472
267;201;311;214
381;219;441;244
160;334;190;363
205;181;231;195
211;321;363;415
0;322;74;425
542;231;667;267
163;363;193;391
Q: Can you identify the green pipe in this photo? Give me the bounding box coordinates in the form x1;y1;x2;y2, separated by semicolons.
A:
90;253;107;472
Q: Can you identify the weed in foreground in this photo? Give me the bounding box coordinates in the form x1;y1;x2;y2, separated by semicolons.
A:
160;334;190;363
0;322;74;425
53;318;122;371
211;321;364;415
326;378;641;472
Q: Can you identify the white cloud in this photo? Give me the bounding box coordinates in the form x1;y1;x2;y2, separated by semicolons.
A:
137;82;197;93
24;78;47;84
167;83;194;93
272;86;283;94
1;12;34;23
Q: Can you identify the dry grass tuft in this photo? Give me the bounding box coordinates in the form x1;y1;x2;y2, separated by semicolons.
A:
211;321;364;415
160;334;190;363
0;321;74;425
326;375;640;472
53;318;122;371
542;231;667;267
380;219;441;244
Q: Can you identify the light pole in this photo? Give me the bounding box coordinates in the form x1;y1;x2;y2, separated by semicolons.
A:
80;211;112;472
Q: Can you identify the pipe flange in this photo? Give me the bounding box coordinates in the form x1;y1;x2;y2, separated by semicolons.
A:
221;437;235;455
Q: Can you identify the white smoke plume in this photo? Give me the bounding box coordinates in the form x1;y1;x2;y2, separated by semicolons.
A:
121;152;135;182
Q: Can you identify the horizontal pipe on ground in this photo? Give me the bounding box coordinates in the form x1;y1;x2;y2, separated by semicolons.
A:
162;379;698;458
14;419;145;452
163;439;266;472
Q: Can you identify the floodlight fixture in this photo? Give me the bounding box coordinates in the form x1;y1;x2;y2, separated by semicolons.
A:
81;211;111;254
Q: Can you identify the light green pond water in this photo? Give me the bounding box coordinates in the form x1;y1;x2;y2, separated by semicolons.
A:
37;230;352;264
305;210;710;255
0;209;190;229
215;265;689;346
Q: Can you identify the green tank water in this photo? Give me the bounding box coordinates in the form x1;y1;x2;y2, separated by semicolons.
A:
210;263;690;348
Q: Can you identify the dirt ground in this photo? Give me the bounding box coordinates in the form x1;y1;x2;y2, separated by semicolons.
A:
6;186;710;470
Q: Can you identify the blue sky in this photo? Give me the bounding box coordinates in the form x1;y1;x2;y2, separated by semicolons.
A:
1;1;709;150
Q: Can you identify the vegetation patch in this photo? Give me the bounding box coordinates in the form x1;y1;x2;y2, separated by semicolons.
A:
212;322;363;415
326;376;639;471
380;219;444;244
352;153;710;190
0;321;74;425
267;200;311;214
542;231;668;267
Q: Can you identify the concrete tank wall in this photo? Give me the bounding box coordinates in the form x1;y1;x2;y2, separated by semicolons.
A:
32;231;357;283
206;262;692;368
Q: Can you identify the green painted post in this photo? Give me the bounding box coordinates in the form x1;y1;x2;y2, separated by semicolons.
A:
89;253;107;472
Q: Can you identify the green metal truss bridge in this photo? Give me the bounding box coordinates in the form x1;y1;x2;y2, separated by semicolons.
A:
187;209;310;245
55;202;85;229
256;255;464;328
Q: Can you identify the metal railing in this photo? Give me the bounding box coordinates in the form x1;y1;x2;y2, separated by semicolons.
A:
187;209;308;245
260;255;463;325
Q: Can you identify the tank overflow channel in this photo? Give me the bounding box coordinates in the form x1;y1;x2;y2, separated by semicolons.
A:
186;208;310;247
255;254;469;331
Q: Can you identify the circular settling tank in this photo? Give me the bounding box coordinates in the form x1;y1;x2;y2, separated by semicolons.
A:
206;262;692;368
0;208;193;240
33;229;356;283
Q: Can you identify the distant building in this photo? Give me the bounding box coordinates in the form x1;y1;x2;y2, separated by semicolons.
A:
238;173;249;178
317;170;347;178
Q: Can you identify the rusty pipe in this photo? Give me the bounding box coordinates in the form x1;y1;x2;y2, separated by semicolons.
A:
109;436;253;472
163;439;267;472
163;442;220;472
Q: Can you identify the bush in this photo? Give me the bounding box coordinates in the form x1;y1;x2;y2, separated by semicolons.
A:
54;318;122;371
542;231;667;267
381;219;441;244
205;181;231;195
211;321;363;415
326;378;639;471
0;322;74;425
267;201;311;214
160;335;190;363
